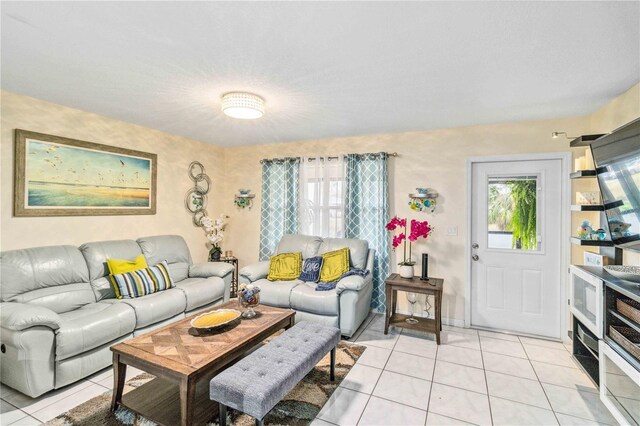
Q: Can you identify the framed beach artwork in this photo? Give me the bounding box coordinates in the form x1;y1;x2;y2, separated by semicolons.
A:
14;130;157;216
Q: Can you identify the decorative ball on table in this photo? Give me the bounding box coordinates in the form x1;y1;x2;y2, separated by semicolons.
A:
238;283;261;318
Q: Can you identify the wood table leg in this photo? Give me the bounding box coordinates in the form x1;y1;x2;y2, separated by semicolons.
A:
384;285;392;334
439;291;443;331
110;353;126;412
435;292;441;345
330;347;336;381
219;403;228;426
391;290;398;316
285;316;295;330
180;377;196;426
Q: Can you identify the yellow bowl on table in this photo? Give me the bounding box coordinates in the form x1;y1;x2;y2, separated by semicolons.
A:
190;309;241;331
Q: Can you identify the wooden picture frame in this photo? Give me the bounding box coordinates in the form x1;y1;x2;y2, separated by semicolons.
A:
14;129;157;216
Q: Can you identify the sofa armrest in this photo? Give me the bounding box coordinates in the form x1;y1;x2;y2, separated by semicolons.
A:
189;262;234;279
336;274;372;295
1;302;61;331
239;261;270;283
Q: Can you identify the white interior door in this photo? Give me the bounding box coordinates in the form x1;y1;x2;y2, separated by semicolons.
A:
470;159;562;339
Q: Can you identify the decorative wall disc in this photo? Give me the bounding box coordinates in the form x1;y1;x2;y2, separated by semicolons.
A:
193;209;208;227
195;174;211;194
188;161;205;181
186;162;213;226
185;188;207;213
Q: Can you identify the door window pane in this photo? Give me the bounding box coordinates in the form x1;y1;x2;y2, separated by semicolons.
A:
488;177;538;250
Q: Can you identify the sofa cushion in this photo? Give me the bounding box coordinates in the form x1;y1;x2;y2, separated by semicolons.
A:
1;246;94;313
319;248;350;282
110;260;174;299
298;256;323;283
290;282;339;316
189;262;234;278
56;302;136;360
175;277;225;311
276;234;323;259
5;284;96;315
137;235;192;282
80;240;142;281
80;240;143;301
253;278;301;308
318;238;369;270
100;287;187;328
107;255;148;274
267;252;302;281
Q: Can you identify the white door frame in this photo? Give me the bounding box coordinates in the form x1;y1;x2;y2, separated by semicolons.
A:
465;152;572;342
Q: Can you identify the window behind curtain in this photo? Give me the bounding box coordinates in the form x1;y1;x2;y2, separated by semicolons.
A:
299;157;345;238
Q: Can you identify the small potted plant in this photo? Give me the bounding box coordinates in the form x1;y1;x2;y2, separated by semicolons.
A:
386;216;433;278
201;214;226;261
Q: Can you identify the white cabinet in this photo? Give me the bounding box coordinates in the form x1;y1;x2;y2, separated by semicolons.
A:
599;340;640;425
570;265;604;338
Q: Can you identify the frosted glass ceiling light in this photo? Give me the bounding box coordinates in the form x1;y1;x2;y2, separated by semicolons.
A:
221;92;265;119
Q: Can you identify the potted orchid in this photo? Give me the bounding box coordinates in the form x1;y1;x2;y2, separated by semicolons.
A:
201;214;227;261
386;216;433;278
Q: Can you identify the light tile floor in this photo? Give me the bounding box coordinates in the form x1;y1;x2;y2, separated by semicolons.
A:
1;313;617;426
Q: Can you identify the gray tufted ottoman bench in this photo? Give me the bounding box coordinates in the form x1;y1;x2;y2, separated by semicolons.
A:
210;321;341;426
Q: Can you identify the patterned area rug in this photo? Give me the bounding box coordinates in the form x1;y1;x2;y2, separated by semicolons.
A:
45;341;365;426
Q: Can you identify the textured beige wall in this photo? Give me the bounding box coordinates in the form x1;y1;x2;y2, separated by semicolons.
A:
0;91;224;262
2;82;637;323
223;116;591;322
590;83;640;266
590;83;640;135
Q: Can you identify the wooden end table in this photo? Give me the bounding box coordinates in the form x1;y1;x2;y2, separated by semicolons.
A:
384;274;444;344
209;256;239;297
110;301;295;426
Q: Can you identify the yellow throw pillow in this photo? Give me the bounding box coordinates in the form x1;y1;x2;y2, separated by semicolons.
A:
107;255;148;275
268;252;303;281
320;248;350;282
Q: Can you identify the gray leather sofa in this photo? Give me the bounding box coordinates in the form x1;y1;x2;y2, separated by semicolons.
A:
0;235;233;398
239;234;373;338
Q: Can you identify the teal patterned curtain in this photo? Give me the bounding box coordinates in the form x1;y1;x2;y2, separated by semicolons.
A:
344;153;390;312
259;158;301;260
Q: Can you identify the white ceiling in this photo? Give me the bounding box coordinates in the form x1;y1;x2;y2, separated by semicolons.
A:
2;1;639;147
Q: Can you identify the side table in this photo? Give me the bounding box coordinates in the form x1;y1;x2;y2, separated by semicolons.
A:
384;273;444;344
209;256;239;298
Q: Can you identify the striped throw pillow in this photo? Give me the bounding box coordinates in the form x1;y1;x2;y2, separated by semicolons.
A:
109;260;174;299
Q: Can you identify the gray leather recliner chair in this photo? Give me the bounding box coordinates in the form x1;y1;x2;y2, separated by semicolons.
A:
0;235;233;398
239;234;374;338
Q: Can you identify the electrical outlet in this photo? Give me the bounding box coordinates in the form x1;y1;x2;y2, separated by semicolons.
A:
447;226;458;236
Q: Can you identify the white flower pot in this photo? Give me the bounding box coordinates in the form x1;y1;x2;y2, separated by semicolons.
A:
399;265;414;279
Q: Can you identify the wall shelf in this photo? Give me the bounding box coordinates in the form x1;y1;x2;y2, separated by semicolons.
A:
609;309;640;335
571;205;604;212
570;201;624;212
569;134;606;147
571;237;614;247
570;170;597;179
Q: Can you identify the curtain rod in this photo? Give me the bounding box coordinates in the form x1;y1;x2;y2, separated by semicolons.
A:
260;152;397;163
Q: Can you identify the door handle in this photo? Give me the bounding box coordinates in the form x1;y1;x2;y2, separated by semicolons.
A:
472;243;479;249
472;255;479;261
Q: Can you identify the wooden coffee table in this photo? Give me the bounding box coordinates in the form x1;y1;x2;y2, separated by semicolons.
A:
110;301;295;426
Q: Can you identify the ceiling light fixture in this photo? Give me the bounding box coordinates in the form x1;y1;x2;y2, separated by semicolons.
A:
221;92;265;119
